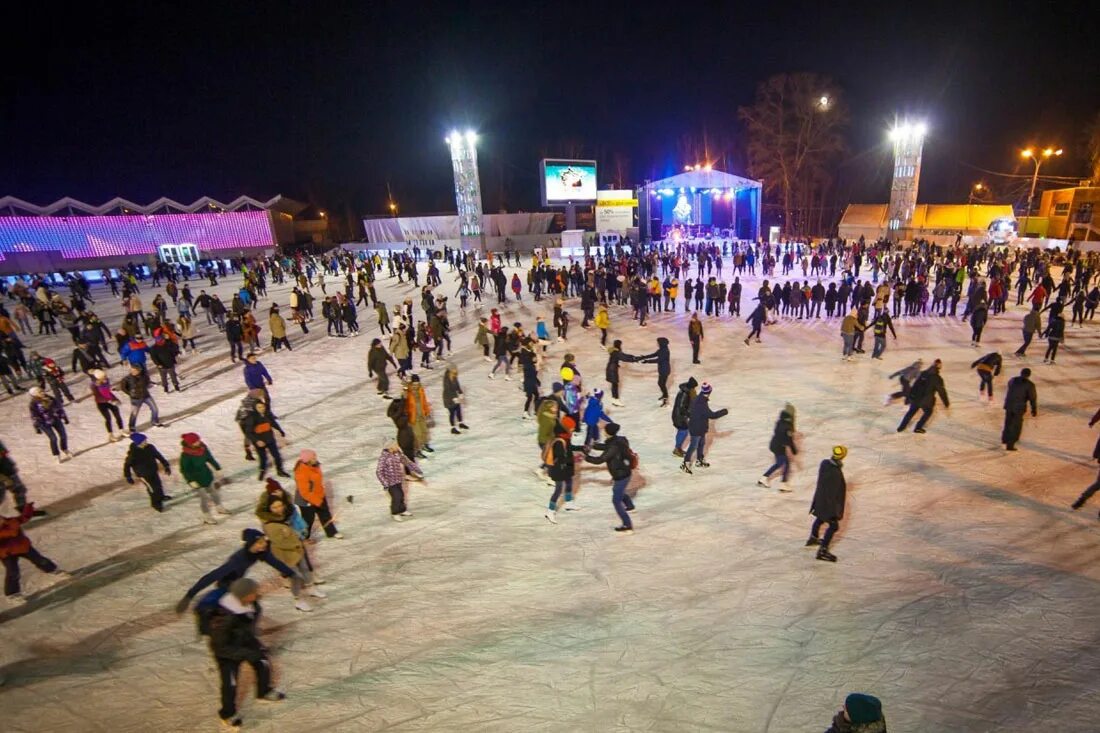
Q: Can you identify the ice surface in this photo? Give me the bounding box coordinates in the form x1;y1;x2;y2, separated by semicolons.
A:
0;260;1098;732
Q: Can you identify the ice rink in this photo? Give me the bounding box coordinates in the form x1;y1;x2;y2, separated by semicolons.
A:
1;257;1098;732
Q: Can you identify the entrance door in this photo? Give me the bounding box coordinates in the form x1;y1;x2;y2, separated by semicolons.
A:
178;244;199;265
158;244;179;264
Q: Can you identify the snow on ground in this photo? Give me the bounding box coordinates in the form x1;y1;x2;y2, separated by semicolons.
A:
0;259;1098;732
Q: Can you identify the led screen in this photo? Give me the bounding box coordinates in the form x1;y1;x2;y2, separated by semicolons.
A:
541;160;597;204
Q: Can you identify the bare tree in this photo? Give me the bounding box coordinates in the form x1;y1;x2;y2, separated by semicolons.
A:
738;73;848;237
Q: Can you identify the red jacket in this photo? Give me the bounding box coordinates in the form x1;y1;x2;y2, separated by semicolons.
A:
0;503;34;559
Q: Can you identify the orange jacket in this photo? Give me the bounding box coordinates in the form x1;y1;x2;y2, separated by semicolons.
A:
406;385;430;421
294;461;325;507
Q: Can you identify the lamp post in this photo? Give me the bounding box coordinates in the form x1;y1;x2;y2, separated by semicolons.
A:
1020;147;1062;238
388;201;398;217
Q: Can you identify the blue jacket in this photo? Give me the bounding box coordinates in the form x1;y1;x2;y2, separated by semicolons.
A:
183;539;293;600
119;339;148;367
688;394;728;436
243;362;272;389
583;396;610;427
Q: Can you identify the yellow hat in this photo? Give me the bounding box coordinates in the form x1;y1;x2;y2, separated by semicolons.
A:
832;445;848;460
560;366;574;381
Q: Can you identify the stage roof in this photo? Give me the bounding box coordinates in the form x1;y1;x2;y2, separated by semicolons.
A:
646;169;762;191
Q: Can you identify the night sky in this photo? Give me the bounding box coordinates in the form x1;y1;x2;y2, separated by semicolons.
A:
3;1;1096;232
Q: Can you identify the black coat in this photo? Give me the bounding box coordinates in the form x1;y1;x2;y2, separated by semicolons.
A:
123;443;170;480
367;346;396;376
605;347;635;382
585;434;633;480
768;414;797;455
810;459;846;520
638;338;671;375
671;378;698;429
1003;376;1038;415
688;394;728;436
208;600;265;661
909;367;949;409
547;436;583;481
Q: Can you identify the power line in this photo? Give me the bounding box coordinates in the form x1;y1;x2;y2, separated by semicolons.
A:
960;161;1084;182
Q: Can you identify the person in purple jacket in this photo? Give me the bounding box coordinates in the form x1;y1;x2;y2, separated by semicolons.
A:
243;352;274;413
28;387;72;463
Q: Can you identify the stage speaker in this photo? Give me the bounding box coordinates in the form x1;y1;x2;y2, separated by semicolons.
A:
651;218;663;239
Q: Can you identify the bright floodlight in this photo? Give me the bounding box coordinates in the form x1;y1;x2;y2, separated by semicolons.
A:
703;164;713;171
914;122;928;137
465;130;477;144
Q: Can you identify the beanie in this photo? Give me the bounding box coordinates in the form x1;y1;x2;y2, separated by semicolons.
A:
832;445;848;461
299;449;317;463
229;577;260;601
552;381;564;393
559;416;576;433
605;422;620;436
241;528;264;545
181;432;201;445
265;478;283;494
844;693;883;725
130;433;147;445
700;383;713;395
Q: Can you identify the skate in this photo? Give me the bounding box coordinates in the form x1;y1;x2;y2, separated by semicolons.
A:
695;459;710;468
544;510;557;524
245;451;256;461
487;373;495;380
294;599;313;612
679;462;693;474
219;716;243;730
202;513;219;525
613;526;634;534
259;690;287;703
459;423;470;430
777;483;793;493
816;547;837;562
805;537;820;546
451;427;460;435
564;501;580;511
610;398;624;407
1071;499;1084;510
214;505;231;515
757;475;771;488
672;448;685;457
914;428;927;434
391;514;404;522
306;586;327;599
108;432;122;442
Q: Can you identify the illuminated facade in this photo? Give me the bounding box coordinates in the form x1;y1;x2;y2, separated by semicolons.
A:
887;123;926;239
446;131;485;251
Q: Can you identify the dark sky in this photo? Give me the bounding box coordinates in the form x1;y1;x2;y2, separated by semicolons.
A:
3;1;1096;230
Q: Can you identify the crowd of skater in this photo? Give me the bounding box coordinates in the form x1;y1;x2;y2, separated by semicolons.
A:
2;234;1097;730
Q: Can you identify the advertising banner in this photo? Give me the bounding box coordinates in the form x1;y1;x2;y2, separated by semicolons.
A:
541;160;598;205
596;189;636;232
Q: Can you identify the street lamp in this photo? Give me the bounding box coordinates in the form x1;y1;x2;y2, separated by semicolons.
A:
1020;146;1063;237
818;95;830;110
968;183;989;204
388;201;398;217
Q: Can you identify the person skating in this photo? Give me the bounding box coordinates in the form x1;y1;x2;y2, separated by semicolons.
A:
119;363;165;431
179;432;228;523
1071;468;1100;515
488;325;512;380
807;445;848;562
0;441;41;516
173;529;297;615
376;441;422;521
205;577;287;729
405;374;433;456
970;351;1003;403
243;352;275;413
256;480;325;612
123;433;173;511
293;449;342;539
870;310;897;360
242;400;289;481
681;383;728;473
585;422;637;534
687;312;704;364
636;337;672;406
671;377;698;456
582;388;612;447
884;359;922;405
149;333;182;393
896;359;949;434
1001;368;1038;451
367;338;398;399
1041;310;1066;364
542;416;585;523
823;692;887;733
1014;305;1042;357
743;301;766;345
28;387;72;463
89;369;125;441
604;340;636;407
0;493;68;605
757;403;798;491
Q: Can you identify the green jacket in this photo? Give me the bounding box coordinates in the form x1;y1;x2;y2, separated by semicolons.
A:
179;446;222;488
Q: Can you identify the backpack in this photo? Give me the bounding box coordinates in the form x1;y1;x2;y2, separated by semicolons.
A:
193;587;228;636
543;437;564;468
627;448;640;470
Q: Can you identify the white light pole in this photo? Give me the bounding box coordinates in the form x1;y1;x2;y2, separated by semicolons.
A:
1020;147;1062;238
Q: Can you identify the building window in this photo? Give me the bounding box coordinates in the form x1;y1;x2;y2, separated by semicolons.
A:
1076;202;1094;223
1052;202;1070;215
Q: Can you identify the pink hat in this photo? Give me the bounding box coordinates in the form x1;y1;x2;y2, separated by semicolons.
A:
299;449;318;463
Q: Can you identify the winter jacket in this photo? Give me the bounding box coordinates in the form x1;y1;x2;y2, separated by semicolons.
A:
0;502;35;559
768;413;797;455
970;352;1002;376
225;319;243;342
671;378;698;429
585;434;633;480
29;397;67;429
179;444;221;488
256;497;305;568
583;396;610;427
637;337;671;375
687;394;728;436
90;380;119;404
605;345;634;382
124;443;170;481
546;434;583;481
376;449;420;486
293;460;325;507
442;372;463;409
810;459;846;520
71;347;98;374
243;361;273;389
150;340;179;369
1003;376;1038;415
208;594;266;662
118;370;152;400
1043;314;1066;341
909;367;949;409
241;409;283;446
119;338;149;367
536;396;563;445
367;345;397;377
269;313;287;339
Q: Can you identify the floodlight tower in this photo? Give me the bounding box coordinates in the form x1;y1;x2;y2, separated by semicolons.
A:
446;129;485;253
886;121;927;241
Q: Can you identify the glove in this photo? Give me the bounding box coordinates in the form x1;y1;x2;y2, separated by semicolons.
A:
35;427;42;434
174;596;191;614
126;477;135;485
279;430;286;437
189;481;201;489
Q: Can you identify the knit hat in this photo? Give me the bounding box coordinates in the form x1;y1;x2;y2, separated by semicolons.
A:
591;389;604;399
265;478;284;494
28;386;43;398
131;433;147;445
552;382;564;393
1021;368;1031;378
560;416;576;433
181;432;201;445
229;577;260;601
832;445;848;460
700;383;713;395
241;528;265;545
844;693;883;725
782;403;796;419
605;422;620;436
299;449;317;463
91;369;107;380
